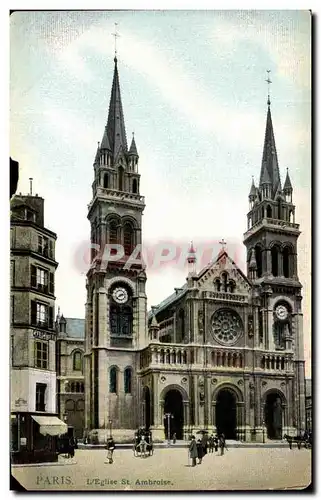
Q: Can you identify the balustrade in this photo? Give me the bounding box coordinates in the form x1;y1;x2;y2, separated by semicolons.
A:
259;353;292;371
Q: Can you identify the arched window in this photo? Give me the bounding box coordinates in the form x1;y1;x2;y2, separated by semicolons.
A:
271;246;279;277
267;205;272;218
104;173;109;189
109;219;118;245
289;210;293;223
124;367;132;394
70;382;75;393
118;166;124;191
123;223;134;255
283;246;291;278
80;383;84;393
110;302;133;336
261;207;265;220
229;280;236;293
255;246;263;277
221;272;228;292
110;367;117;393
73;351;83;371
258;310;263;344
132;179;138;193
215;278;221;292
65;399;75;411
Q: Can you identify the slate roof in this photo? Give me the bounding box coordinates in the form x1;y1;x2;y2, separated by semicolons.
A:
65;318;85;339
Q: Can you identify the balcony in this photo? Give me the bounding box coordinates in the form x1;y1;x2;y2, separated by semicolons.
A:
244;217;300;239
202;291;248;303
139;343;294;373
88;188;145;210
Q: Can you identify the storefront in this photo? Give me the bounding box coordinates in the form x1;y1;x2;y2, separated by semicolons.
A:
11;412;67;464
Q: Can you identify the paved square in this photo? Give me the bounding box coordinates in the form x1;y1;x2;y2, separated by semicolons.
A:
12;447;311;491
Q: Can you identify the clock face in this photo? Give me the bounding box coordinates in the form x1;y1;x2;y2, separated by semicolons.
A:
275;305;288;321
112;287;128;304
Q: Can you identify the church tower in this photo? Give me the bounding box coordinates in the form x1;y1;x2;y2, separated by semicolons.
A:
243;89;305;433
84;56;147;441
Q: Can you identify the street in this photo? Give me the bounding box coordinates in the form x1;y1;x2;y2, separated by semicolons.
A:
12;446;311;491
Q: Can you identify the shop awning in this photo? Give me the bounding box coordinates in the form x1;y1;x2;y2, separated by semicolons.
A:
32;416;67;436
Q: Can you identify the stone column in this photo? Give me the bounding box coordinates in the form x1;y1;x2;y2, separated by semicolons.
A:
266;249;272;275
278;251;283;277
211;402;217;432
98;288;108;346
98;349;108;429
267;308;274;350
236;402;245;441
193;375;198;427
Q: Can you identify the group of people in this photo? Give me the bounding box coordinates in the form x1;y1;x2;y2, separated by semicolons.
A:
189;433;227;466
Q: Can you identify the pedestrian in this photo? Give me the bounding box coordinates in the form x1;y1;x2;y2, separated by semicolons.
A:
219;434;226;456
172;432;176;445
197;439;204;464
106;437;116;464
189;435;198;467
201;433;208;457
68;436;76;458
214;434;219;453
208;434;214;453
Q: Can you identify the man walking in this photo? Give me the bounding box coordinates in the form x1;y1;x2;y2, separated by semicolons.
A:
189;435;197;467
106;437;116;464
219;434;227;456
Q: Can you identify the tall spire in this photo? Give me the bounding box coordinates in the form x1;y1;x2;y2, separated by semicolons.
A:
259;74;281;197
105;56;128;161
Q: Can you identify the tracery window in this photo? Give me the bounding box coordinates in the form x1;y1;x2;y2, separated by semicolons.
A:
211;309;243;346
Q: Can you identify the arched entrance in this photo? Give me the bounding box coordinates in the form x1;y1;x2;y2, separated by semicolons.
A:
216;389;237;439
142;387;151;430
164;390;184;440
264;392;283;440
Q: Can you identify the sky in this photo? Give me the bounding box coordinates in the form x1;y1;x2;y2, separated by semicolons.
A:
9;10;311;375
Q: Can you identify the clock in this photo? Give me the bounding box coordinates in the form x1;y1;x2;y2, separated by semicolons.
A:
275;305;288;321
112;287;128;304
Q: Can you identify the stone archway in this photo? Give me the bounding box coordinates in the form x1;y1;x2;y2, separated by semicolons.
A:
164;389;184;440
263;390;286;440
216;389;237;439
213;384;243;440
160;385;189;440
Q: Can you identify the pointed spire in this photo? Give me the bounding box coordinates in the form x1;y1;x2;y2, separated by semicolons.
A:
101;126;111;151
283;168;293;191
150;315;159;328
249;176;257;198
94;142;101;164
187;241;196;264
259;101;281;197
106;57;128;161
128;133;138;157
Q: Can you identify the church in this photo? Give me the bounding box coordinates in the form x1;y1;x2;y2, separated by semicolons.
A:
84;55;306;443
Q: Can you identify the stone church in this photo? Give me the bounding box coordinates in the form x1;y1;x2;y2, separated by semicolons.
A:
84;56;306;442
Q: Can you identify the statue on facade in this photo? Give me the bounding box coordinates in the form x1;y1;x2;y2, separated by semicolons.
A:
272;397;282;439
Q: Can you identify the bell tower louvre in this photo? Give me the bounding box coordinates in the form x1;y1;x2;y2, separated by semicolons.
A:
84;54;148;441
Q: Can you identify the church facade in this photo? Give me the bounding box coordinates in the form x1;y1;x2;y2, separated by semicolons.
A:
84;56;305;442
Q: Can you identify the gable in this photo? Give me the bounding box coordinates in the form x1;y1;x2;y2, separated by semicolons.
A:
197;251;252;295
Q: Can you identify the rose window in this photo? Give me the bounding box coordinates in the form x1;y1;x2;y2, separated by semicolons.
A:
211;309;243;345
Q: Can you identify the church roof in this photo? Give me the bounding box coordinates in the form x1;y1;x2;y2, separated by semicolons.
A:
249;178;257;197
105;57;128;160
64;318;85;339
259;104;281;197
148;284;187;318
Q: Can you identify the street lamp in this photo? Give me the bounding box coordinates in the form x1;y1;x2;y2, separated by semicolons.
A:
164;413;174;444
108;419;112;439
